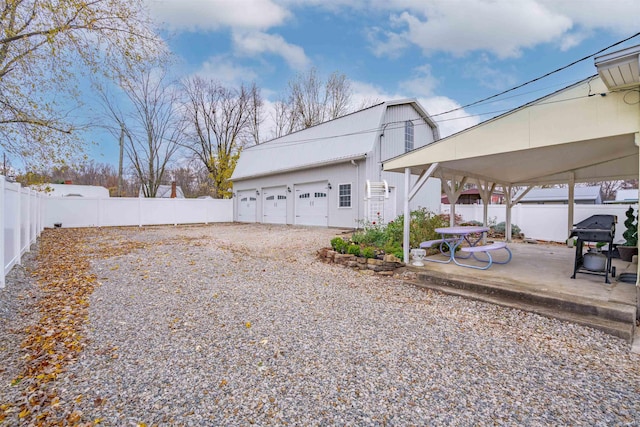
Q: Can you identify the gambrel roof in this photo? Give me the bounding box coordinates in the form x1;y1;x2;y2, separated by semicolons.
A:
231;99;437;181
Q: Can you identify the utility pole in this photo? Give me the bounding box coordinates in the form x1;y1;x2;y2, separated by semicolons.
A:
118;125;124;197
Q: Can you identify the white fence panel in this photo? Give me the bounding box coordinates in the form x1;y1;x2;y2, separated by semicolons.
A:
2;177;46;288
44;197;233;228
443;203;637;243
101;198;142;227
3;180;20;284
45;197;100;228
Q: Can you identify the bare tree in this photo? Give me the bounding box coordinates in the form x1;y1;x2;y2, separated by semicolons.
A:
271;97;298;138
180;76;261;198
100;69;183;197
168;160;214;198
273;68;353;136
0;0;164;168
249;82;264;145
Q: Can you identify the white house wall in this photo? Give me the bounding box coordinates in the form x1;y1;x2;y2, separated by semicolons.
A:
366;104;440;218
233;160;367;228
381;171;442;216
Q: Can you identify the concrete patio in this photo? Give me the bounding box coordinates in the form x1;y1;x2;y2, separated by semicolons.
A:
406;241;638;342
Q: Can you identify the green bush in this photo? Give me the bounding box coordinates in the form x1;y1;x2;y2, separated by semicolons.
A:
361;247;376;259
623;206;637;247
330;237;347;253
492;222;522;237
347;244;361;256
329;208;446;257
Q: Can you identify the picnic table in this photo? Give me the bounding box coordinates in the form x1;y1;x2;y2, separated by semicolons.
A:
419;226;511;270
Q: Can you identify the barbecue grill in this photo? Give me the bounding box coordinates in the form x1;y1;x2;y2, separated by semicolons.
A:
570;214;616;283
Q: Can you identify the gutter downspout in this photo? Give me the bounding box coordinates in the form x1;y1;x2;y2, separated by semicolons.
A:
351;160;360;225
379;123;389;182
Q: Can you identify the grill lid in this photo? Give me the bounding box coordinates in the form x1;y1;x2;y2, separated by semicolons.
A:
572;214;616;231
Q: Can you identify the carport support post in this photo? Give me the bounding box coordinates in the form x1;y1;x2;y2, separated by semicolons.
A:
402;163;439;264
403;168;411;264
568;173;575;239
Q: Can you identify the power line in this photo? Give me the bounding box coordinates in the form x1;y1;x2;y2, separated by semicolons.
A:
246;88;609;152
431;31;640;118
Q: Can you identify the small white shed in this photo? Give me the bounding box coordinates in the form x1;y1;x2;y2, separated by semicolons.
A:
231;99;443;228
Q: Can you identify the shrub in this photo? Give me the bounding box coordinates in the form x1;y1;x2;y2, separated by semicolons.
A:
329;208;446;257
361;247;376;259
492;222;522;237
347;244;361;256
623;206;637;247
330;237;347;253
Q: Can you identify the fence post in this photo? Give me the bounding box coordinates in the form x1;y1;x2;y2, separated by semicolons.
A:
138;196;142;227
25;187;31;253
14;182;21;266
1;175;5;288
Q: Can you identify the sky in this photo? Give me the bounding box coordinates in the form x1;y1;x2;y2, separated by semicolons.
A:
88;0;640;166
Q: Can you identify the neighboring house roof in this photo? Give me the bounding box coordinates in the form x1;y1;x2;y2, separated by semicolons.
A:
140;185;185;198
614;188;638;203
440;188;504;203
34;183;110;198
231;99;437;181
516;186;601;203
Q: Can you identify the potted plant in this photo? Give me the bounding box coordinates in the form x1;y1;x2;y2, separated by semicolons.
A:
618;206;638;262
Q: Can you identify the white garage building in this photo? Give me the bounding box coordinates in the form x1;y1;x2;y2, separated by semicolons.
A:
231;99;442;228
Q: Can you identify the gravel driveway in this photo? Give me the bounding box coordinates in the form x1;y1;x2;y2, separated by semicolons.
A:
2;223;639;425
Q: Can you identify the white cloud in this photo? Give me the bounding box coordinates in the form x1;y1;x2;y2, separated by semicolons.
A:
420;96;480;138
539;0;640;36
398;64;439;97
366;26;410;58
463;54;517;91
369;0;640;59
195;55;259;86
232;31;310;70
149;0;290;31
391;1;571;59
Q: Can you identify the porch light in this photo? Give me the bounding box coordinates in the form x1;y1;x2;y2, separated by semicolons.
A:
287;186;291;193
256;190;260;196
327;183;332;190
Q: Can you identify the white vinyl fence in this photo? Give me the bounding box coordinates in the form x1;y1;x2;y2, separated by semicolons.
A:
443;203;638;243
1;176;233;288
44;196;233;228
1;176;46;288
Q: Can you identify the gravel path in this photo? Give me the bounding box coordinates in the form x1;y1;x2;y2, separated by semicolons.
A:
2;223;640;425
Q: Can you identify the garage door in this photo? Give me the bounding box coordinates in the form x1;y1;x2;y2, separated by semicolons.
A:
263;186;287;224
237;190;257;222
295;182;328;226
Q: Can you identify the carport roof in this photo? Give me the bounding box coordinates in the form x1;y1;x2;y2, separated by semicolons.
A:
383;75;640;186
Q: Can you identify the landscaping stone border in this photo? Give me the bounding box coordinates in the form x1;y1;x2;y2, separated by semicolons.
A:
317;248;405;276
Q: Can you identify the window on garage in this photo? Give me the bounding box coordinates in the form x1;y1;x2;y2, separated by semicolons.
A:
405;120;414;152
338;183;351;208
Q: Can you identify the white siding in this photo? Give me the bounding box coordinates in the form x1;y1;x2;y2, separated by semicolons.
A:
233;160;367;228
232;100;442;227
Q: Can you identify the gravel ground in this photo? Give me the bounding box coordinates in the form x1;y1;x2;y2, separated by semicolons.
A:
2;223;640;426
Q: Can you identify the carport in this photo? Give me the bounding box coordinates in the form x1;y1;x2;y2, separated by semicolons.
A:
384;45;640;309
